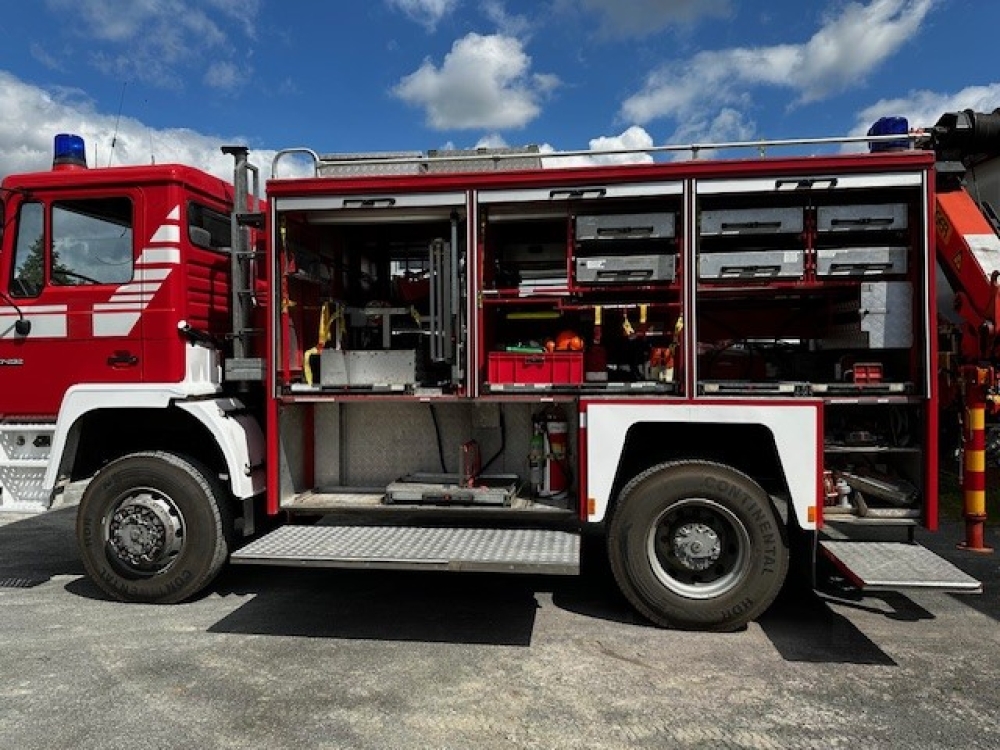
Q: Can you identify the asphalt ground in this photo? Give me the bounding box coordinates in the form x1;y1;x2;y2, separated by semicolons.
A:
1;505;999;750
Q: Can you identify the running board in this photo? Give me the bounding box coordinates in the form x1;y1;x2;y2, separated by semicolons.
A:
231;525;580;575
820;541;981;593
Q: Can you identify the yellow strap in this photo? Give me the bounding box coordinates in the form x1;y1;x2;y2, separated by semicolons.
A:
622;311;634;336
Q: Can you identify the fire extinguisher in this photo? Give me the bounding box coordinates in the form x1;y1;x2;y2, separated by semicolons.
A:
531;406;569;498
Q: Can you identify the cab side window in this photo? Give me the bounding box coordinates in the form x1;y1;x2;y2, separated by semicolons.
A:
11;202;44;298
51;198;133;286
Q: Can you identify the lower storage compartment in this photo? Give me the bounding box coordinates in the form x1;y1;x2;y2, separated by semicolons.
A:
487;352;584;385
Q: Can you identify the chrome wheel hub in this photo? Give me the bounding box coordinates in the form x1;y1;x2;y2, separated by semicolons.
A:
672;522;722;571
647;498;751;600
107;493;184;574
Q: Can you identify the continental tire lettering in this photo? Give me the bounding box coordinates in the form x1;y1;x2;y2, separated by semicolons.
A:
719;597;754;623
81;519;94;547
162;569;194;594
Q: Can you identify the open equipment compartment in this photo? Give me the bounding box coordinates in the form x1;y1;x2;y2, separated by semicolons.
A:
274;189;468;394
478;181;684;393
693;171;928;398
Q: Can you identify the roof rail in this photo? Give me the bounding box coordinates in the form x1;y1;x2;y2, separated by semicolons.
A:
269;131;928;179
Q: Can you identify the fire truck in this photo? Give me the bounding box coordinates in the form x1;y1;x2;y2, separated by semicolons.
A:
0;112;994;632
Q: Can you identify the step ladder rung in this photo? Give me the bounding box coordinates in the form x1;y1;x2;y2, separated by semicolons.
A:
0;458;49;469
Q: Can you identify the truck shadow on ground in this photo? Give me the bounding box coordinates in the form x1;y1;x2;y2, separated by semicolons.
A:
0;508;973;662
207;549;898;665
208;565;542;646
0;507;85;589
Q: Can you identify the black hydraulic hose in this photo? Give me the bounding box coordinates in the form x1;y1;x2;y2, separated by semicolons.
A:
429;403;447;473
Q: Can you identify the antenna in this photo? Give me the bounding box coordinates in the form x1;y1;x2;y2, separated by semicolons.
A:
108;80;127;167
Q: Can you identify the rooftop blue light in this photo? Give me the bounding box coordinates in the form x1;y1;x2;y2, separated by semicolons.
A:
53;133;87;169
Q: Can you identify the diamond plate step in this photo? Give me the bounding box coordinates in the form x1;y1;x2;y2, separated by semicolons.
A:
231;525;580;575
820;541;982;593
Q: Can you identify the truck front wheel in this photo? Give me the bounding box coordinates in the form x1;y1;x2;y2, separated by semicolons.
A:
608;461;788;631
76;451;231;603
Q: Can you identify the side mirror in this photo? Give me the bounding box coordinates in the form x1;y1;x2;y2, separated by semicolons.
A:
14;319;31;336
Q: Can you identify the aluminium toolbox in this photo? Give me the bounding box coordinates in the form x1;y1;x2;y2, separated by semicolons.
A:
487;352;583;385
815;246;908;276
575;254;676;283
700;207;803;235
699;249;804;280
816;203;908;232
320;349;417;387
576;212;675;241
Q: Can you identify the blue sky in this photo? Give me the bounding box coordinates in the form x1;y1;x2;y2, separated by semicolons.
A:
1;0;999;182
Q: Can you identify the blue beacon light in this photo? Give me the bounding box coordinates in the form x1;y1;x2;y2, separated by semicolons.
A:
52;133;88;170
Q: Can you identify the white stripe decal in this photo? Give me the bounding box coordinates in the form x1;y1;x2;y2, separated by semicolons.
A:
93;312;141;337
111;282;163;295
0;307;68;338
104;296;154;306
94;205;181;336
138;247;181;264
150;224;180;243
94;302;148;312
135;267;172;282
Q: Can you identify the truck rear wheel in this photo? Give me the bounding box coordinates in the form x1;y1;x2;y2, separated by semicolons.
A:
608;461;788;631
76;451;231;603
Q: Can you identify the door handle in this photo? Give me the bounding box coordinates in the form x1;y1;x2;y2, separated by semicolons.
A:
107;350;138;368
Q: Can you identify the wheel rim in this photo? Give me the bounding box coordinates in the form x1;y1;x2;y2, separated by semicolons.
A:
104;489;185;577
646;497;751;600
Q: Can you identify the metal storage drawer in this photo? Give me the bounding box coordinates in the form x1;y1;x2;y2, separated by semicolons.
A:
576;212;675;241
699;250;804;279
816;246;908;276
700;207;803;235
817;203;908;232
575;254;676;283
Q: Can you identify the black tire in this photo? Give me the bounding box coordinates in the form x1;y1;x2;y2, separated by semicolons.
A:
607;460;788;631
76;451;232;603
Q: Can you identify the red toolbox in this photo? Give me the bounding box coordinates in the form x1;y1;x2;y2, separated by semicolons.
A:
488;352;584;385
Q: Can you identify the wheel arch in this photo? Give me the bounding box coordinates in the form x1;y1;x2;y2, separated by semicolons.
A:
584;401;822;530
607;421;791;525
47;387;264;502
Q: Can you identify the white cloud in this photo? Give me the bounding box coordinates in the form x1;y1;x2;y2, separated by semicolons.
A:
848;84;1000;142
577;0;731;37
541;126;657;167
837;84;1000;155
667;108;758;150
42;0;257;90
204;62;242;90
483;1;533;38
475;133;510;149
0;71;300;183
393;33;559;130
621;0;934;138
387;0;459;31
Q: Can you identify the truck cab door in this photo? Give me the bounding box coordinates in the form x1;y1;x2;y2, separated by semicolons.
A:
0;194;142;417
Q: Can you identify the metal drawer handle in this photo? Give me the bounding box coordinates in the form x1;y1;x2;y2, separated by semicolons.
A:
342;197;398;208
775;177;839;189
